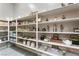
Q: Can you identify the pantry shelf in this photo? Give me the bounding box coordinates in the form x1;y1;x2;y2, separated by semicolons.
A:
38;31;79;34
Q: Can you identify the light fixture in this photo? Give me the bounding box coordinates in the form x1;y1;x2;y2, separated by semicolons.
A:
28;4;37;12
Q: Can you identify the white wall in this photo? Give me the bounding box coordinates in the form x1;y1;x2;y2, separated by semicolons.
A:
0;3;14;20
13;3;61;17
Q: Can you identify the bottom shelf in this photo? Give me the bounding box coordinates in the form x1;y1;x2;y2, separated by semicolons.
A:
16;43;57;56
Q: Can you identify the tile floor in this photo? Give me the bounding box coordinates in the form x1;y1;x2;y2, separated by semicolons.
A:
0;45;37;56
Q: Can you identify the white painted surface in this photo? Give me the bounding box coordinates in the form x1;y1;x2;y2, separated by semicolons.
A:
14;3;61;17
0;3;14;20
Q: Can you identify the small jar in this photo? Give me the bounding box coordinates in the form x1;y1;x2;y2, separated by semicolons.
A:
27;41;30;46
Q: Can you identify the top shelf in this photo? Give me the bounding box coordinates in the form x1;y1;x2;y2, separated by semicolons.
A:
38;4;79;16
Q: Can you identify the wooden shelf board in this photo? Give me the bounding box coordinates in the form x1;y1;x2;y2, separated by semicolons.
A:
38;40;79;50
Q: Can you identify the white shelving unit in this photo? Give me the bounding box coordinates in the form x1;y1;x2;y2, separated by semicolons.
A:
0;20;8;44
9;3;79;56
